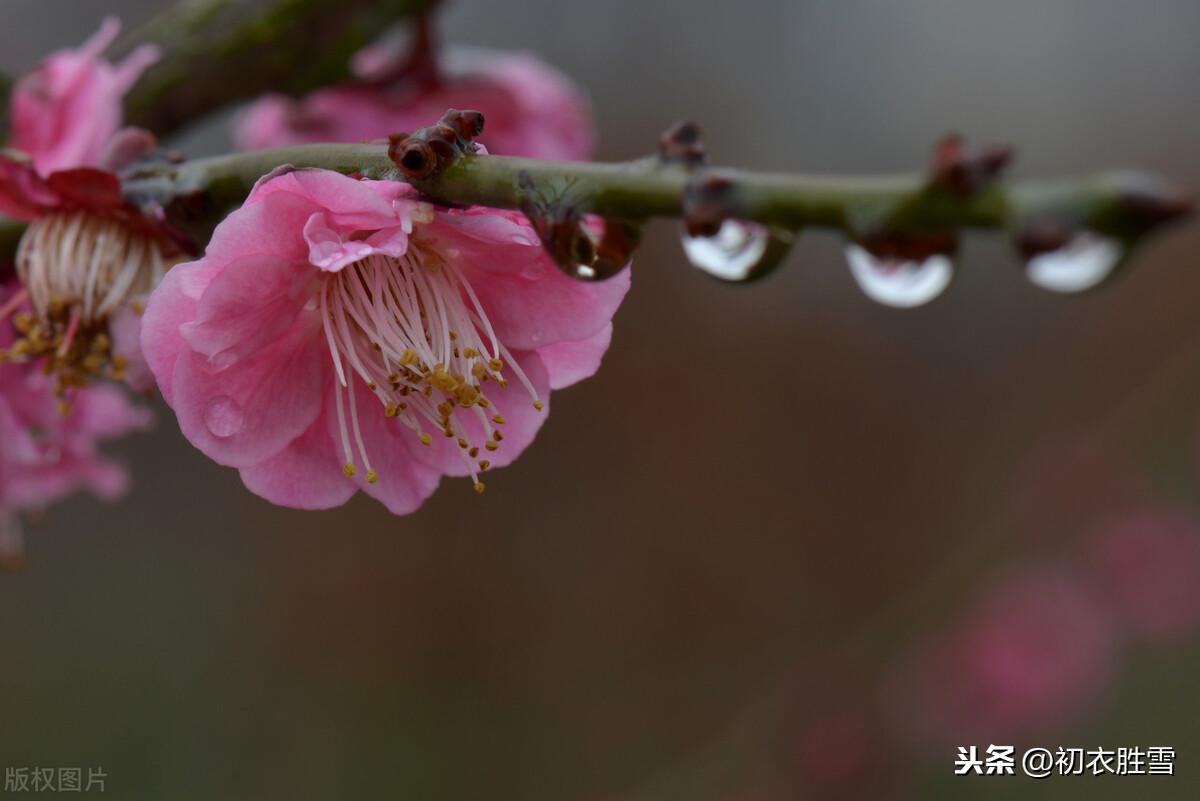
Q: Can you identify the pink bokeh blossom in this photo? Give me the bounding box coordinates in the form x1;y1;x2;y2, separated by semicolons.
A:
1088;511;1200;642
9;16;160;175
0;19;177;392
892;568;1118;746
0;281;152;568
235;45;593;160
141;168;628;514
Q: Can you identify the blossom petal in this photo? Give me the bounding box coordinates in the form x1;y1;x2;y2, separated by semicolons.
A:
239;402;356;510
340;380;443;514
536;323;613;390
179;253;313;368
171;319;326;468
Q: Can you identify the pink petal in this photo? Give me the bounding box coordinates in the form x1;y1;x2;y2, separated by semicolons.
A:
536;323;613;390
337;380;443;514
109;305;155;392
247;169;402;229
171;321;326;468
140;260;214;405
239;402;357;510
180;253;313;368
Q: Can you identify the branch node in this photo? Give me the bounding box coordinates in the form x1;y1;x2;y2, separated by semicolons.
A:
659;120;707;167
931;133;1013;196
682;172;736;237
387;108;484;180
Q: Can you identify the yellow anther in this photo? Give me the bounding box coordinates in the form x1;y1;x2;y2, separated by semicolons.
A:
419;432;432;446
385;402;400;417
400;348;419;366
430;367;458;392
491;413;505;425
533;400;545;411
485;441;499;452
366;469;379;484
473;482;486;495
478;460;491;471
463;347;478;359
488;358;504;371
493;430;504;442
471;362;487;379
343;463;357;477
456;384;480;407
457;438;469;449
468;447;479;458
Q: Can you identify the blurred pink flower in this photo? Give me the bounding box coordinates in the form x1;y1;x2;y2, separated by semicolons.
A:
0;281;152;568
1088;511;1200;642
0;18;171;392
0;162;184;391
141;168;628;514
9;16;160;174
893;568;1118;745
235;44;593;160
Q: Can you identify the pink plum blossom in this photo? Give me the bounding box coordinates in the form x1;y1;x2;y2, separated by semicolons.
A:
235;45;593;160
9;16;160;175
0;281;152;569
0;19;179;393
141;168;628;514
891;568;1118;746
1088;511;1200;642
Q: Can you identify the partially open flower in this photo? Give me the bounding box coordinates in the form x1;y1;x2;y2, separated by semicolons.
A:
142;169;629;514
0;162;184;396
0;280;152;569
9;16;160;175
235;45;594;161
0;17;168;398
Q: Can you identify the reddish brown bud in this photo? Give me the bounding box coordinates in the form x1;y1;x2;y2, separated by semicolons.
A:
1015;218;1075;259
659;120;707;167
859;230;958;262
389;136;437;180
1112;171;1195;231
386;109;486;180
931;134;1013;196
682;173;736;237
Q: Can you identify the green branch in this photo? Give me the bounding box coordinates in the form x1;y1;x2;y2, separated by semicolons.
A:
120;143;1193;264
113;0;436;137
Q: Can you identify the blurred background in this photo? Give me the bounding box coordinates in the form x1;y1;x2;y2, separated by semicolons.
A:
3;1;1200;798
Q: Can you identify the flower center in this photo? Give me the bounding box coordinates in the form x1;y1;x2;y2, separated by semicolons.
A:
320;247;543;493
4;211;168;396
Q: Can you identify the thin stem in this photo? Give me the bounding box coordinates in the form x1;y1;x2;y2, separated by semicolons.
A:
122;143;1192;250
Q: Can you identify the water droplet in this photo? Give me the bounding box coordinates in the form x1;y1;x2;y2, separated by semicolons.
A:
1025;232;1123;293
204;395;245;438
844;244;954;308
682;220;769;281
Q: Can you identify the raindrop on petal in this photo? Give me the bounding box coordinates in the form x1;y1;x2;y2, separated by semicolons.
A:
682;220;769;281
1025;232;1123;293
203;395;245;438
844;244;954;308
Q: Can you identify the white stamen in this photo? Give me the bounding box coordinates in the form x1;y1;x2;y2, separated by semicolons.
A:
318;244;540;490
